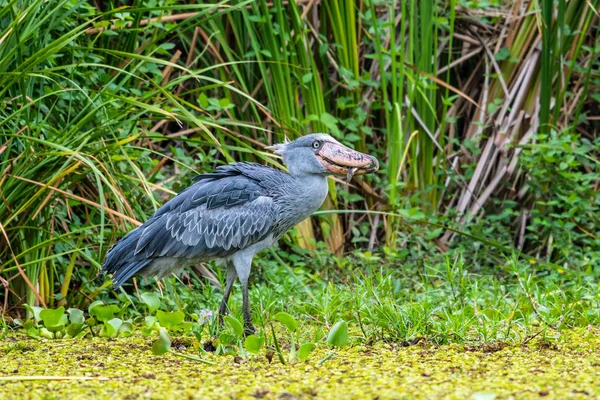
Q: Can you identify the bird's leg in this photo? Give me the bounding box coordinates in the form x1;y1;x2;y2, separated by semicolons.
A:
240;278;255;335
232;255;255;335
218;263;237;325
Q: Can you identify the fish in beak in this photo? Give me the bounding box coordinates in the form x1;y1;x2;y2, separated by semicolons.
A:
316;141;379;182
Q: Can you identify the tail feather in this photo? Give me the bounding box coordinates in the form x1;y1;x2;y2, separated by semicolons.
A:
102;227;149;288
111;259;152;288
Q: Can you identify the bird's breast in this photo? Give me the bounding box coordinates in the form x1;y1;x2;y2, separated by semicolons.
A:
272;175;329;234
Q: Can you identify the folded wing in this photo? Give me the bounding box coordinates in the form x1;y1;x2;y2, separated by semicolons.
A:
102;164;278;287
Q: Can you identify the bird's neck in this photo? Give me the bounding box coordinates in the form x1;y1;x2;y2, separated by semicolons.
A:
292;174;329;205
275;173;329;226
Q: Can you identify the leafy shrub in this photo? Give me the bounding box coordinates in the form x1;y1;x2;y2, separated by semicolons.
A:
519;131;600;268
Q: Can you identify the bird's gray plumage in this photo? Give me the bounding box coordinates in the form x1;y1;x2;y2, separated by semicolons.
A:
102;162;327;287
101;133;377;333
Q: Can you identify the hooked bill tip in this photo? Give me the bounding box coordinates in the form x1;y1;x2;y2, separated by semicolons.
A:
346;167;358;183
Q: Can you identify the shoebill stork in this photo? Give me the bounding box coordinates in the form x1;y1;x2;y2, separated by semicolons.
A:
101;134;378;333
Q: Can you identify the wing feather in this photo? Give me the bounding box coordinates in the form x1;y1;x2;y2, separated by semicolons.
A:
103;162;282;287
135;193;276;259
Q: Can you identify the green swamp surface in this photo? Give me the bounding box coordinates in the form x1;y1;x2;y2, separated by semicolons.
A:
1;330;599;399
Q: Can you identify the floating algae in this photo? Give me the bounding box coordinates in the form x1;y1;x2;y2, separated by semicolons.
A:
1;329;599;399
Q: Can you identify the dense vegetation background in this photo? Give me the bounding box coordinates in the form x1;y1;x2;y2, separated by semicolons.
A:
0;0;599;341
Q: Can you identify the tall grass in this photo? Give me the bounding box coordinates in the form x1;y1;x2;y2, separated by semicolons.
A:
0;0;259;312
1;0;598;312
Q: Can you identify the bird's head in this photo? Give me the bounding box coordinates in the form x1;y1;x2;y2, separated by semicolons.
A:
266;133;379;181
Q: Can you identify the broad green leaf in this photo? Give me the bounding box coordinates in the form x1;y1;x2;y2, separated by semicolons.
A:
27;327;41;339
141;292;161;314
24;304;43;323
327;320;349;347
219;332;235;346
66;323;84;338
39;327;54;339
141;326;156;337
156;310;185;329
298;343;316;361
218;97;230;108
273;312;298;332
152;328;171;356
101;318;123;338
224;316;243;337
345;133;362;143
119;322;134;337
89;304;120;323
320;112;341;136
39;307;65;325
181;321;196;334
198;93;209;108
67;308;84;325
494;47;510;61
87;300;104;315
40;307;68;332
141;316;159;336
320;112;338;125
244;335;264;354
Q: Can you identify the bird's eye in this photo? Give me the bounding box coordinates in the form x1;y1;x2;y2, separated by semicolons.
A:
312;141;321;149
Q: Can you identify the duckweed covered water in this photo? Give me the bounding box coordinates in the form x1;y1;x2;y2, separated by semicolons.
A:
1;330;599;399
